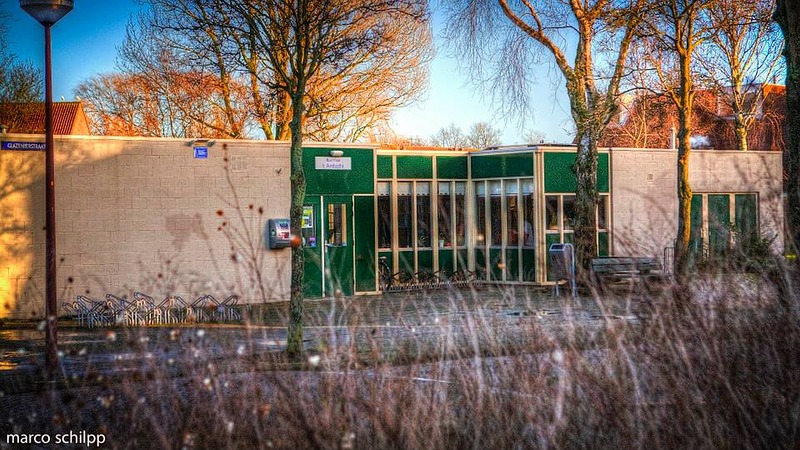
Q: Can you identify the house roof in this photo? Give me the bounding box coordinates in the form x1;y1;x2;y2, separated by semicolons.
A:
0;101;90;135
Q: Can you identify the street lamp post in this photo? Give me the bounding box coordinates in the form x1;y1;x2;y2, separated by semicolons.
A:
20;0;73;380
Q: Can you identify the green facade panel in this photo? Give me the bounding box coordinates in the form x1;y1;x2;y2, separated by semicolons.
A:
436;156;468;179
303;147;375;195
471;153;534;179
377;155;393;178
543;152;609;193
396;155;433;179
735;194;758;242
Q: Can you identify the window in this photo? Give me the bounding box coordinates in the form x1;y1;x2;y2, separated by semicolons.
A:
454;182;466;246
475;182;486;245
506;181;519;246
416;182;432;248
326;203;346;246
490;181;502;246
522;180;535;247
562;195;576;230
397;182;412;248
438;182;452;247
597;194;609;231
377;182;391;249
545;196;559;231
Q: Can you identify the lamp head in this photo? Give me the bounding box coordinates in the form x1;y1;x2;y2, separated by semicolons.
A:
20;0;73;26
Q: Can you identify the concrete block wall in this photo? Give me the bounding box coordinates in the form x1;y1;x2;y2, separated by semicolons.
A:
609;148;784;259
1;135;292;319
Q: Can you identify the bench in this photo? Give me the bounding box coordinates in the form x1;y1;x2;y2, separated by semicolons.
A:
591;256;664;284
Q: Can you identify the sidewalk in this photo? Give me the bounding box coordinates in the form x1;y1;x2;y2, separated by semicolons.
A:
0;286;637;393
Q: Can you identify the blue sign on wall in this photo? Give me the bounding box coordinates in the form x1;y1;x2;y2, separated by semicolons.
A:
1;141;45;151
194;146;208;159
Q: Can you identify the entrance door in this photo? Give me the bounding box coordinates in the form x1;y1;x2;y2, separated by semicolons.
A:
323;196;354;296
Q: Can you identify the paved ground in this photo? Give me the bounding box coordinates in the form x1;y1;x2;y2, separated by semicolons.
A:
0;285;640;394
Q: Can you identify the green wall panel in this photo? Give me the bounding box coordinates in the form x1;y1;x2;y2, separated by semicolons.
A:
522;249;536;282
396;155;433;179
436;156;468;179
489;249;504;281
303;147;374;195
438;249;455;274
417;250;434;272
505;250;519;281
543;152;609;193
598;232;609;257
735;194;758;242
471;153;534;179
398;251;415;274
377;155;393;178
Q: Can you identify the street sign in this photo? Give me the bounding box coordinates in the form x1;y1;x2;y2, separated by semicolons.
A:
194;146;208;159
2;141;45;151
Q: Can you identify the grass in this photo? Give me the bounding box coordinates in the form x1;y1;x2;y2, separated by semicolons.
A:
1;269;799;449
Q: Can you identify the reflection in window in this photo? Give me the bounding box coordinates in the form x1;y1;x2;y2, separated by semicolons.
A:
397;182;412;248
490;181;502;246
545;196;559;231
563;195;576;230
327;203;346;246
522;180;535;247
506;181;519;246
475;182;486;245
417;182;431;247
377;182;391;249
597;194;609;231
438;182;452;247
455;182;466;246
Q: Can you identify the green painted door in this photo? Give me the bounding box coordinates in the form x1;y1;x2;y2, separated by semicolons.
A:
708;194;731;258
354;196;376;292
323;196;354;296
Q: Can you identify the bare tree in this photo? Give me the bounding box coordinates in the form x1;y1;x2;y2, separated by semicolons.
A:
443;0;645;277
698;0;784;151
0;10;43;123
219;0;429;357
639;0;717;276
430;123;467;148
522;128;548;145
76;71;250;138
466;122;502;148
775;0;800;268
78;0;431;142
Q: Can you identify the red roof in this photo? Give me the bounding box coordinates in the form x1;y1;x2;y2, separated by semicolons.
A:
0;101;90;135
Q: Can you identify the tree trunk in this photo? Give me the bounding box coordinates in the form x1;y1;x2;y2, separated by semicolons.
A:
776;0;800;266
674;128;693;278
734;115;749;152
286;89;307;359
573;129;599;282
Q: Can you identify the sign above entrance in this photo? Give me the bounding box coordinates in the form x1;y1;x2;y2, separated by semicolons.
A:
315;156;351;170
2;141;45;151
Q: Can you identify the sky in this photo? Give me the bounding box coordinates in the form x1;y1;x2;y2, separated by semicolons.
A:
3;0;574;145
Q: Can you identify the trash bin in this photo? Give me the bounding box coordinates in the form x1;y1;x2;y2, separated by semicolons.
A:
549;243;576;297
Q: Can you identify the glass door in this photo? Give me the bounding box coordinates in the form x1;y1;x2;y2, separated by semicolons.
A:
322;196;354;296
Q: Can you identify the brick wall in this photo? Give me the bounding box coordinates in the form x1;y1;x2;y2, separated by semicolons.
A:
609;148;784;259
1;135;292;318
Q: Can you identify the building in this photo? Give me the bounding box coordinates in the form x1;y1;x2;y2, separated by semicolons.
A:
0;101;91;135
0;134;784;318
600;84;786;151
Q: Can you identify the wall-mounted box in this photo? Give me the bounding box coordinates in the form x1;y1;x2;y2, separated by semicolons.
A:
267;218;291;249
